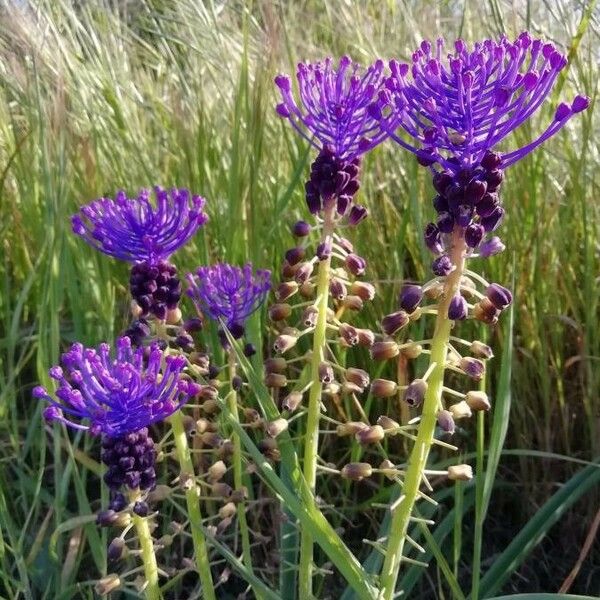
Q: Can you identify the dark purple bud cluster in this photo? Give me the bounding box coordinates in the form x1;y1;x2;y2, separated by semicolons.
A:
130;260;181;320
122;318;151;347
305;146;364;219
101;428;156;492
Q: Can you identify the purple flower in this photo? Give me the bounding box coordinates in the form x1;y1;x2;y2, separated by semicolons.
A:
72;187;208;264
275;56;388;159
33;337;195;437
186;263;271;338
376;33;588;171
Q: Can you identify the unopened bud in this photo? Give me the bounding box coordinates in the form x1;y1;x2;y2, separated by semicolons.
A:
357;328;375;347
345;368;370;390
212;482;233;498
182;415;197;435
265;372;288;388
355;425;385;445
339;323;359;346
379;459;397;480
424;281;444;299
340;462;372;481
336;421;368;436
485;283;512;310
273;334;298;354
266;417;289;438
437;410;455;434
265;357;287;373
292;220;311;237
449;400;472;419
147;485;172;503
470;341;494;359
295;261;314;284
208;460;228;483
370;379;398;398
302;306;319;327
345;253;366;276
217;517;233;534
351;281;376;301
399;284;423;313
166;307;182;324
299;281;315;298
95;574;121;595
218;439;235;460
460;357;485;380
230;487;248;504
343;295;364;311
447;464;473;481
318;362;334;384
219;502;237;519
276;281;299;301
282;391;303;412
269;303;292;321
377;415;399;432
473;298;500;325
404;379;428;407
195;418;211;434
258;438;281;461
285;246;306;265
381;310;410;335
200;432;224;448
465;390;491;411
371;340;400;361
401;341;423;359
199;385;218;401
107;538;126;562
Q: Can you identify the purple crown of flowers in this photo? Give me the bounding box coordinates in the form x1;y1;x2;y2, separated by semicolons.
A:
34;337;197;437
275;56;389;159
371;33;589;171
72;187;208;264
186;263;271;335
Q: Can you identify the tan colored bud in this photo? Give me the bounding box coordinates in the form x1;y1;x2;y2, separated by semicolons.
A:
218;439;235;460
473;297;499;325
350;281;376;301
166;307;182;324
269;303;292;321
377;415;400;432
147;485;172;503
336;421;368;437
401;341;423;359
370;379;398;398
357;328;375;347
265;357;287;374
266;417;289;438
343;295;364;311
208;460;228;483
273;334;298;354
470;341;494;360
189;352;210;373
202;398;220;414
339;323;359;346
299;281;315;298
230;487;248;504
218;502;237;519
212;482;232;498
265;372;288;388
460;276;477;299
355;425;385;445
95;574;121;595
341;462;373;481
282;391;303;412
130;301;143;318
275;281;299;301
281;260;299;279
449;400;472;419
302;306;319;327
112;513;131;528
217;517;233;534
199;385;218;400
448;464;473;481
318;362;334;384
195;418;210;434
200;432;224;448
465;390;491;411
345;368;370;390
370;340;400;361
243;407;261;424
182;415;197;435
379;459;397;480
323;382;341;395
342;381;364;395
258;438;281;461
157;534;173;548
424;282;444;299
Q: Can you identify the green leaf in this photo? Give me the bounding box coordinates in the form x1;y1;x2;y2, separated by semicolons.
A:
486;595;599;600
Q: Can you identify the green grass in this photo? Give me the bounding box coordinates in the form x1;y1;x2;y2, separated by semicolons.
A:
0;0;598;598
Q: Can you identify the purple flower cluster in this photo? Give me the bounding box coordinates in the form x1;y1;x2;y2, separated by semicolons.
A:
186;263;271;339
34;337;196;437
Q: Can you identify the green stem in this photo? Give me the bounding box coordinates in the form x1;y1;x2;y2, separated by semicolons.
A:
129;491;162;600
169;411;216;600
299;205;336;599
379;232;466;600
471;408;486;599
227;350;257;590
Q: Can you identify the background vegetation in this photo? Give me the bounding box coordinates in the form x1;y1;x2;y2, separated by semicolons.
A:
0;0;598;598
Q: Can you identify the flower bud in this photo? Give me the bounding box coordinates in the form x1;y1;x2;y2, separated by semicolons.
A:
258;438;281;461
208;460;228;482
470;341;493;359
265;372;288;388
329;277;347;300
276;281;299;301
479;236;505;257
350;281;376;301
166;307;183;324
465;390;491;411
473;298;500;325
302;306;319;327
437;410;455;434
399;284;423;313
318;362;334;384
371;340;400;361
273;334;298;354
459;357;485;380
218;440;235;460
133;501;149;517
345;368;370;390
299;281;315;298
283;391;303;412
339;323;359;346
465;223;484;248
337;236;354;253
379;459;398;480
269;303;292;321
345;254;366;276
95;574;121;595
355;425;385;445
432;255;454;276
381;310;410;335
201;432;224;448
316;238;332;260
341;462;372;481
107;537;126;561
401;341;423;359
447;464;473;481
281;260;299;279
424;281;444;300
292;220;311;237
343;295;363;311
377;415;400;432
485;283;513;310
348;204;368;226
266;418;289;438
449;400;472;419
404;378;428;407
357;328;375;347
295;261;314;284
370;379;398;398
219;502;237;519
212;482;233;498
265;357;287;374
424;222;444;254
336;421;368;436
147;485;171;503
448;294;468;320
285;246;305;266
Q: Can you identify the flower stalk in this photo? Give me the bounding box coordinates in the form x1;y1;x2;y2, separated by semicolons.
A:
299;203;336;598
128;490;162;600
379;232;466;599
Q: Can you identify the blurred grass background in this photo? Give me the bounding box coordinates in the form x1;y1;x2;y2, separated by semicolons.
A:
0;0;598;598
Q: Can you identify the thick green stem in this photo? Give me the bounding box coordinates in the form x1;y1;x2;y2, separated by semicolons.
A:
379;232;466;600
169;411;216;600
299;205;336;599
227;350;256;586
129;490;162;600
